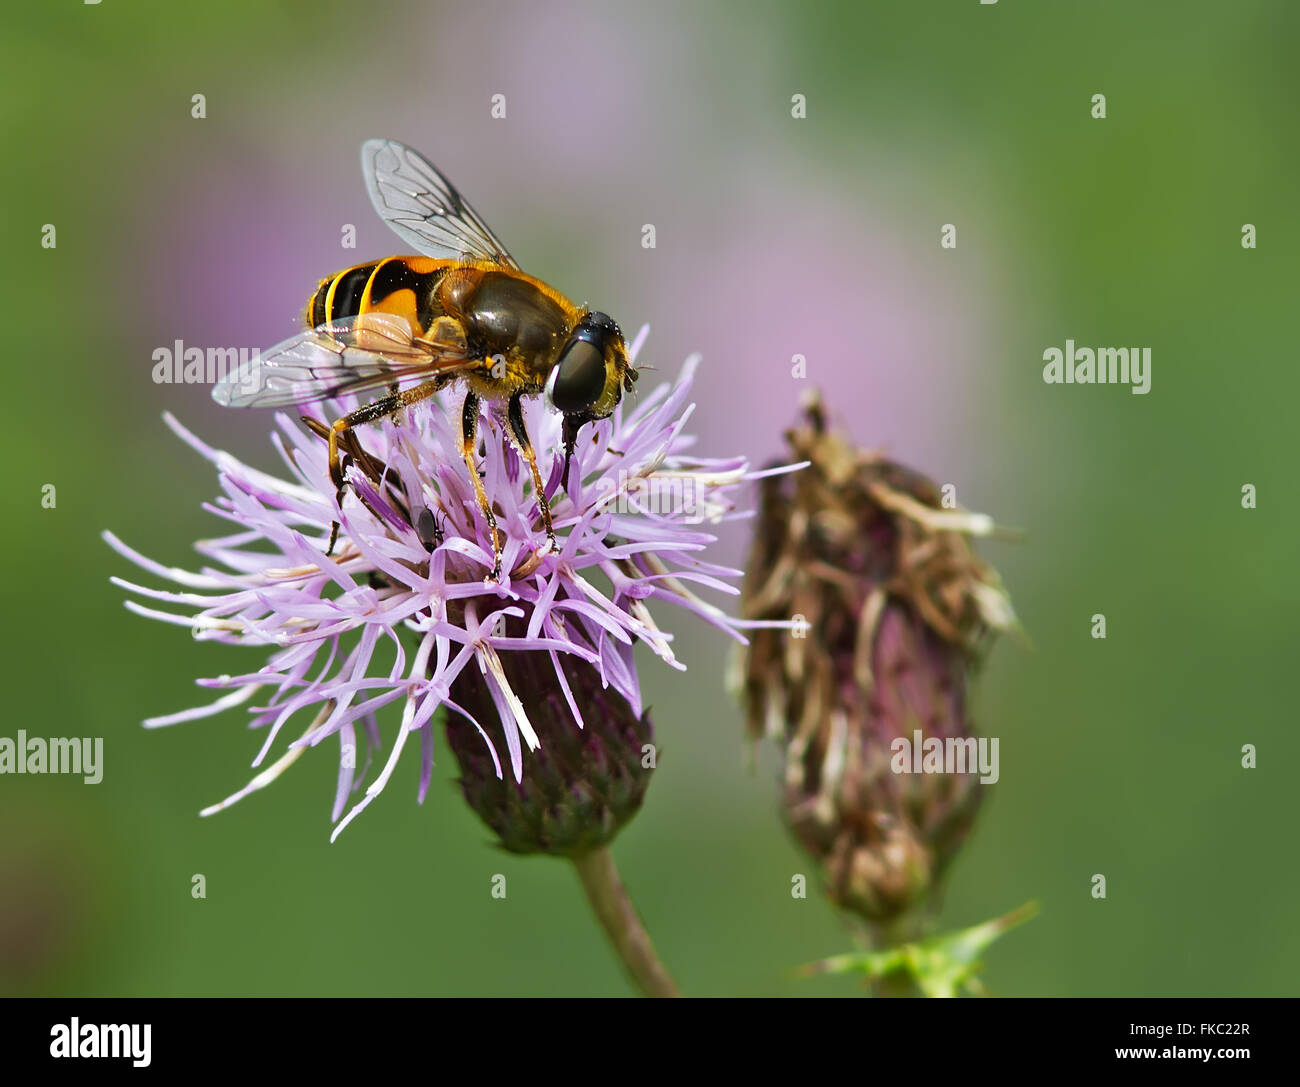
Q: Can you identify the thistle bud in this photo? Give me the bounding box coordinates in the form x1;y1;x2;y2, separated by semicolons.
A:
739;395;1016;930
446;634;655;856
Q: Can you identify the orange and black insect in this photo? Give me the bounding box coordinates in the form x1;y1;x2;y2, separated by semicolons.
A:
213;139;637;580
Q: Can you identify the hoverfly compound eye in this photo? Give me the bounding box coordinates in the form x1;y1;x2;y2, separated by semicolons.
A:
550;337;607;413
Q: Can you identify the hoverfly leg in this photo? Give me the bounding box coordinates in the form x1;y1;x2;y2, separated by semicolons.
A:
315;379;446;557
460;391;503;582
301;417;344;555
507;392;557;557
324;453;355;556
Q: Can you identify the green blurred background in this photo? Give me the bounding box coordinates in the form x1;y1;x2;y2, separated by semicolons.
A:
2;0;1296;996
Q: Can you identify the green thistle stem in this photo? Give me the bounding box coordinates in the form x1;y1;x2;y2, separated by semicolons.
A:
571;846;681;998
870;916;926;997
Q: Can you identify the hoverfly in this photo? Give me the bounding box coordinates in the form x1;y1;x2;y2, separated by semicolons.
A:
212;138;636;580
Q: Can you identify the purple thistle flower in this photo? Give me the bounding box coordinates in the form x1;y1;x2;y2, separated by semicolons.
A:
105;329;792;841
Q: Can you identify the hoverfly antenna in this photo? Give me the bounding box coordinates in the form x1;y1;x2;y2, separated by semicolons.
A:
623;363;645;402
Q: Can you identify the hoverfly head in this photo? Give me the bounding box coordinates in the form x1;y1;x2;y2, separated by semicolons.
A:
548;311;629;492
546;311;625;418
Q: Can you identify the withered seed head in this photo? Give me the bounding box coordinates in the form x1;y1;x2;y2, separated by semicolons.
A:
738;394;1016;927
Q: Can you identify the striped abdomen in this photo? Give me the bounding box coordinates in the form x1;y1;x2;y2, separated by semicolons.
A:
307;256;452;335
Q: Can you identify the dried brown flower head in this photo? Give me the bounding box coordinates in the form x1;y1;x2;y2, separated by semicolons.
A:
738;394;1017;930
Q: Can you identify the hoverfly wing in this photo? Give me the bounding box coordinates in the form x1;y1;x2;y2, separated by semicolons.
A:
212;312;473;409
361;138;520;269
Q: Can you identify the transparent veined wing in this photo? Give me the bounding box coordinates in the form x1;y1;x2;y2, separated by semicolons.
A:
212;312;475;409
361;138;520;269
